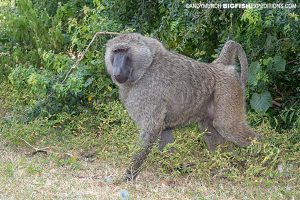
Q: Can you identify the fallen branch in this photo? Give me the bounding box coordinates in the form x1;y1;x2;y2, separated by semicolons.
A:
62;31;120;83
19;137;74;158
19;137;50;155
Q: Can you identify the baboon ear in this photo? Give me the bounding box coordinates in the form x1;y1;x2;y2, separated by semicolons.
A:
129;44;153;82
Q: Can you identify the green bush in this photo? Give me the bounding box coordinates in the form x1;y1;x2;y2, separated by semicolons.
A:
1;0;299;129
0;0;121;119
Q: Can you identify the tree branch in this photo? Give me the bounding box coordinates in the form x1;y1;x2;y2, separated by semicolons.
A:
62;31;120;83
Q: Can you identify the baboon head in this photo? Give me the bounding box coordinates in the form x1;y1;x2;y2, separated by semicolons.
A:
105;33;155;84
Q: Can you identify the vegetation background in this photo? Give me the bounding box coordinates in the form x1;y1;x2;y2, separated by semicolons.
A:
0;0;299;199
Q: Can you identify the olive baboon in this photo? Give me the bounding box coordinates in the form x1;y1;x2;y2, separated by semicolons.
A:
105;33;259;181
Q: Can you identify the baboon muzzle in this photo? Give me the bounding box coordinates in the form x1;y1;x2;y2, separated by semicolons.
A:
113;52;130;83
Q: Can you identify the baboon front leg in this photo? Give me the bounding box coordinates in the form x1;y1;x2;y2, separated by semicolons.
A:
123;99;167;181
124;129;161;181
199;118;226;151
158;129;174;151
124;122;163;182
213;79;258;147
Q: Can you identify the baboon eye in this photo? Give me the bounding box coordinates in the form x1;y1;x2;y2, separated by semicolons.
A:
113;48;129;53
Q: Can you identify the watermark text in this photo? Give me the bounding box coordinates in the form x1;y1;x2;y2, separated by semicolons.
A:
185;3;297;9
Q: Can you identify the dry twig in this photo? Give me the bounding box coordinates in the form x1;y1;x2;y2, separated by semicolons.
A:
19;137;50;155
19;137;75;158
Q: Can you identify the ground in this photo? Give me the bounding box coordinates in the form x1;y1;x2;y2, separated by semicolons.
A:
0;138;298;200
0;139;207;199
0;101;299;199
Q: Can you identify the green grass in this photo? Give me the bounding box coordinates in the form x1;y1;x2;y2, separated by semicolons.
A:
0;80;300;199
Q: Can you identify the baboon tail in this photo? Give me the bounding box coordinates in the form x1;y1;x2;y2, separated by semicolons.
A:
213;40;248;88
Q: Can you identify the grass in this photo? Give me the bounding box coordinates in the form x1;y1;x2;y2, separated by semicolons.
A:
1;137;299;200
0;82;300;199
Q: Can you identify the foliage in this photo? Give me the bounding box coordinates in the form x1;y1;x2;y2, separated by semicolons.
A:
1;0;299;129
250;91;272;113
0;0;120;119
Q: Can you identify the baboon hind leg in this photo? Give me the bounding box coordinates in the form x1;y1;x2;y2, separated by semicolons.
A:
199;118;226;151
213;78;258;147
158;129;174;151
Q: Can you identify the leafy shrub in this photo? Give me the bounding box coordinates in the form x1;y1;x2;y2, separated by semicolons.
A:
1;0;121;119
0;1;299;133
